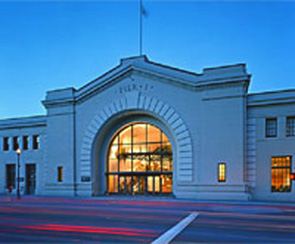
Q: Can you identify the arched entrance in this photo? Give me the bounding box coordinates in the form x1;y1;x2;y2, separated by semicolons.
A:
106;122;173;195
81;92;193;197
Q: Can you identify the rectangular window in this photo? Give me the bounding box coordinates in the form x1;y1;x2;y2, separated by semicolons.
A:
286;117;295;137
13;136;19;151
23;136;29;150
33;135;40;150
3;137;9;151
218;163;226;182
271;156;291;192
266;118;277;137
6;164;16;188
58;167;63;182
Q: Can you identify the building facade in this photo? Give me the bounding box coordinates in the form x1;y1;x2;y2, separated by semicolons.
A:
1;56;295;202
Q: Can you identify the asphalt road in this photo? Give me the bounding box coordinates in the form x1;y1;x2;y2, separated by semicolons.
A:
0;196;294;243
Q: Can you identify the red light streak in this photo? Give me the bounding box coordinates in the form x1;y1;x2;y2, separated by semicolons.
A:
22;224;156;237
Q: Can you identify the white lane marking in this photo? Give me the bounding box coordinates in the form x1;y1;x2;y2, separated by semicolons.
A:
152;212;199;244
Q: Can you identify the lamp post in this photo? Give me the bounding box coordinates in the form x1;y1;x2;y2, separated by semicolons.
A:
16;148;21;200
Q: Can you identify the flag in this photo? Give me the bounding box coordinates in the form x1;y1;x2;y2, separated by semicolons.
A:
141;0;148;18
142;4;148;18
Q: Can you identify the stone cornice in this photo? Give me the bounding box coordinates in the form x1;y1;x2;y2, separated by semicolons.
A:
76;57;250;94
42;87;76;109
247;89;295;107
42;97;75;109
75;65;134;102
0;115;47;130
42;55;251;107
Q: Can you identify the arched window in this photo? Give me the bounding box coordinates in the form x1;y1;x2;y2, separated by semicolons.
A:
107;122;173;195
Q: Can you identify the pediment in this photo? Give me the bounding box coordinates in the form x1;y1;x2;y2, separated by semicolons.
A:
43;55;250;107
75;55;201;102
75;55;250;102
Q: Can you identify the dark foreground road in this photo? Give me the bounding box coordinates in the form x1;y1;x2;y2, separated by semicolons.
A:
0;196;294;243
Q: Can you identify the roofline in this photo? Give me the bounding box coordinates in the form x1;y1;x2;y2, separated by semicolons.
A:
75;56;249;94
248;88;295;96
146;60;202;77
77;63;122;92
43;55;250;106
120;55;148;63
76;55;148;93
203;63;246;71
247;88;295;107
0;115;47;130
76;55;203;93
0;115;46;122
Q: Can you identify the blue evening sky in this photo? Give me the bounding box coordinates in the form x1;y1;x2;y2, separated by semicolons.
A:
0;0;294;119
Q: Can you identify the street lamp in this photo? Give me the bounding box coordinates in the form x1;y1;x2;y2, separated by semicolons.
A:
16;148;21;200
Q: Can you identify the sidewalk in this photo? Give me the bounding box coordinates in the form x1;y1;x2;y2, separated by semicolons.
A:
1;193;294;209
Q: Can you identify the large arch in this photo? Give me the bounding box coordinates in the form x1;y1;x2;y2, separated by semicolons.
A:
106;121;173;195
80;91;193;195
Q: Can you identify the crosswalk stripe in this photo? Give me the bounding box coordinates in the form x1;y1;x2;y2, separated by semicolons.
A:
152;212;199;244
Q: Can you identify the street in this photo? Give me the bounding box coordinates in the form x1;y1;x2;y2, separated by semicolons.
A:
0;196;294;243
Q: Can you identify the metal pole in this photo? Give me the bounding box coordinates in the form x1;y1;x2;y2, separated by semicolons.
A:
17;153;20;200
73;100;77;197
140;0;142;55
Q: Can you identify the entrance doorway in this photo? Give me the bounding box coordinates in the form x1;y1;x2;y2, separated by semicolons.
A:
106;122;173;195
26;164;36;195
117;174;172;195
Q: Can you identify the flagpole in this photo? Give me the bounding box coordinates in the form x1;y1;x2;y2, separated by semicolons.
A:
140;0;143;56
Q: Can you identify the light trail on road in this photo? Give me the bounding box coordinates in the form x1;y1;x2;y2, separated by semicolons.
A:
0;197;294;243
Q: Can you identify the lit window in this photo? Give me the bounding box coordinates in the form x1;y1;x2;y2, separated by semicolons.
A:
107;122;173;195
13;136;19;151
286;117;295;137
266;118;277;137
271;156;291;192
3;137;9;151
33;135;40;150
6;164;16;188
58;167;63;182
23;136;29;150
218;163;226;182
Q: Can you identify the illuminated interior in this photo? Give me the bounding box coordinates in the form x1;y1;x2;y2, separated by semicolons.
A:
271;156;291;192
107;122;173;195
218;163;226;182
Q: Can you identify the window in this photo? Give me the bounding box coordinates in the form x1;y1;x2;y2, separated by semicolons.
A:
57;167;63;182
23;136;29;150
33;135;40;150
286;117;295;137
3;137;9;151
266;118;277;137
107;122;173;195
271;156;291;192
6;164;16;188
218;163;226;182
13;136;19;151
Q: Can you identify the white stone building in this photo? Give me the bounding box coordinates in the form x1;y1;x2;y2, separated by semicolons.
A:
1;56;295;202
